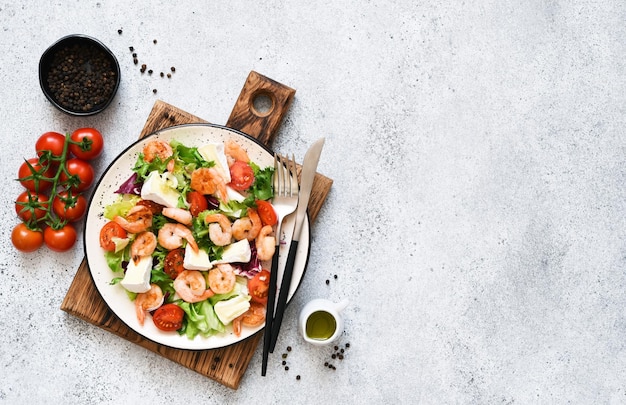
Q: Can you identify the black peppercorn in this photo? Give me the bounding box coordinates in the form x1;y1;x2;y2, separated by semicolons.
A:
45;43;117;112
296;375;301;380
171;66;176;72
152;89;157;94
129;46;134;52
326;279;330;285
118;29;122;34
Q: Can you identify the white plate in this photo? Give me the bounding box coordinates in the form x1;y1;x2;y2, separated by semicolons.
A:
84;124;309;350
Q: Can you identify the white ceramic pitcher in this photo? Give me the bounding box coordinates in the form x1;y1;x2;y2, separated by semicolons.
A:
298;298;349;346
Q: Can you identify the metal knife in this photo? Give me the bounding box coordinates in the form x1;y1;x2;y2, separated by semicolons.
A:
269;137;325;352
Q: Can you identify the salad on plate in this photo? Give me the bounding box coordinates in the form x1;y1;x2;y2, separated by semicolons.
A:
98;136;277;340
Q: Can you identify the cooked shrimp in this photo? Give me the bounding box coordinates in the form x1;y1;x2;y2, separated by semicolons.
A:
158;223;198;252
231;208;262;241
224;139;250;167
232;302;265;337
255;225;276;261
190;167;228;201
173;270;214;303
208;264;236;294
204;213;232;246
162;207;192;226
130;231;157;263
143;140;175;172
135;284;164;326
113;205;153;234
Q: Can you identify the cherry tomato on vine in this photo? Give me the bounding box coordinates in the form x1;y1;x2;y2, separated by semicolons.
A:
69;128;103;160
229;161;255;191
44;224;77;252
256;200;277;226
15;191;49;222
248;269;271;305
60;158;94;192
36;131;66;158
99;221;127;252
152;303;185;331
18;158;56;192
186;191;208;217
11;223;44;252
52;191;87;222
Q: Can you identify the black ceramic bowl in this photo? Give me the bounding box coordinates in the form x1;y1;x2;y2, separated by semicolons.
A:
39;34;120;116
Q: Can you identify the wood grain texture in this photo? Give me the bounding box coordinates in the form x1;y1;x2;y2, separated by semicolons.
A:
61;73;332;389
226;71;295;146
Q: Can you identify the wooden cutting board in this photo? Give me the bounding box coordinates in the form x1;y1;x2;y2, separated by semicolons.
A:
60;71;333;389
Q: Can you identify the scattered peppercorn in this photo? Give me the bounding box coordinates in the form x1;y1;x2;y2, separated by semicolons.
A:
133;58;138;65
45;43;117;112
325;280;330;285
129;46;134;52
171;66;176;72
153;39;157;44
148;69;153;74
296;375;301;380
285;366;289;371
282;360;286;366
167;73;171;78
152;89;157;94
118;29;122;34
334;346;338;351
282;353;288;359
287;346;292;352
334;274;338;279
346;343;350;348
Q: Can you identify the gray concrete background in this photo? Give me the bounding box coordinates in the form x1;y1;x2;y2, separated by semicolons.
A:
1;1;625;403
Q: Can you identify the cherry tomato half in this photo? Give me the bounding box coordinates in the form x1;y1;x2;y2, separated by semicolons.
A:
18;158;56;192
69;128;104;160
11;223;44;252
248;269;271;305
15;191;49;222
152;303;184;331
164;248;185;279
99;221;127;252
256;200;277;226
229;161;255;191
60;158;94;192
52;191;87;222
44;224;77;252
186;191;208;217
36;131;66;158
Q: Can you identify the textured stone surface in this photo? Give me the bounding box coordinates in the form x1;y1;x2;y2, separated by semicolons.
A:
1;1;625;403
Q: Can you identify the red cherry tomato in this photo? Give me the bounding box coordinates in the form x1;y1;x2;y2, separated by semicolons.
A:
186;191;209;217
18;158;56;192
256;200;277;226
11;223;44;252
69;128;104;160
164;248;186;279
60;158;94;192
43;224;77;252
36;131;66;158
248;269;271;305
99;221;127;252
229;161;255;191
15;191;49;222
152;303;184;331
52;191;87;222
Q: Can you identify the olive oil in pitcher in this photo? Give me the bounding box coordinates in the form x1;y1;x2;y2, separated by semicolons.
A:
305;310;337;340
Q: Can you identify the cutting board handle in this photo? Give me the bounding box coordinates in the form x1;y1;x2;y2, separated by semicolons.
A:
226;71;295;146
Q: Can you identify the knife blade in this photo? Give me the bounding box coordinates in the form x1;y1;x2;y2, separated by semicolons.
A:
269;137;325;352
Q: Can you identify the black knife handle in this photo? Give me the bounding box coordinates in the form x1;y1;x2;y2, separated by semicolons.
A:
261;247;281;375
269;239;299;353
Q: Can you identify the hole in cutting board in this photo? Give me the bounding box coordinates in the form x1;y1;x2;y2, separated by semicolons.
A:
251;91;274;117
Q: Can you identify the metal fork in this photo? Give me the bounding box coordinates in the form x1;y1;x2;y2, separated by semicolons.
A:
261;153;299;376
